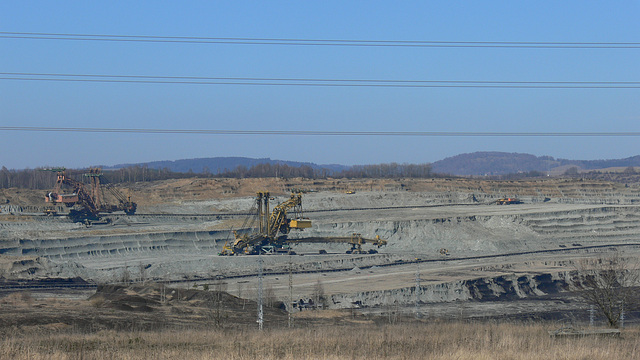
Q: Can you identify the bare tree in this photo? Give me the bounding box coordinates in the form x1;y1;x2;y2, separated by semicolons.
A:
236;282;247;309
264;283;276;308
138;262;147;284
576;255;640;328
386;301;399;324
159;283;168;305
120;265;131;285
312;279;327;309
207;280;228;328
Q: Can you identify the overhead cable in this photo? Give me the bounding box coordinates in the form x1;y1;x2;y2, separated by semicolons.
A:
1;72;639;89
1;31;640;49
1;127;639;137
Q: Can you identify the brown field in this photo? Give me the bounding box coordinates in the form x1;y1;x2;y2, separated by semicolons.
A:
1;322;638;360
1;284;636;359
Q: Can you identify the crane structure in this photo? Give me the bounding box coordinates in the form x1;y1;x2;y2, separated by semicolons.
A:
44;168;137;222
222;192;310;255
219;192;386;255
286;234;387;254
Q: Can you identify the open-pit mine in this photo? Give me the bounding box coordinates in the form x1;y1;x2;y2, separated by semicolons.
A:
1;177;640;325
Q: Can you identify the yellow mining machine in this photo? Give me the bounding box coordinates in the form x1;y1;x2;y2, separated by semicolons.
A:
44;167;137;222
219;192;386;255
495;197;523;205
220;192;310;255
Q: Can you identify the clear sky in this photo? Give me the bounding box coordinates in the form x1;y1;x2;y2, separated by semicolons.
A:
1;1;639;169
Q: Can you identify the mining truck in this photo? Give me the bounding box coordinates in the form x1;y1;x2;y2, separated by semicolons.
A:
495;197;523;205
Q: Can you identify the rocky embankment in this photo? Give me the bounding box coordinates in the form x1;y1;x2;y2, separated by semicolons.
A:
330;271;575;309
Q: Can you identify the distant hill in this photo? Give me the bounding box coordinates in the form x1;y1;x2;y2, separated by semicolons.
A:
104;157;348;174
431;152;640;176
103;153;640;177
559;155;640;171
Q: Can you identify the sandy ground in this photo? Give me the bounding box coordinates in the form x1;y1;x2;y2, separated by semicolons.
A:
2;177;640;324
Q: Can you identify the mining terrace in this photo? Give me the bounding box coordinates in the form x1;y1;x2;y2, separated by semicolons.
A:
1;177;640;322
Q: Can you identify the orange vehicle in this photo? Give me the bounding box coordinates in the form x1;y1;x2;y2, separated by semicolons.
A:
495;197;523;205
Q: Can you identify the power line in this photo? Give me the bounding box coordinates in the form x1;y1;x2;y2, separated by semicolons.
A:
1;72;639;89
7;72;640;84
2;31;640;49
2;126;640;137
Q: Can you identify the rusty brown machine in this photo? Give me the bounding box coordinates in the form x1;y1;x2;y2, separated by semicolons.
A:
219;192;386;255
44;168;136;222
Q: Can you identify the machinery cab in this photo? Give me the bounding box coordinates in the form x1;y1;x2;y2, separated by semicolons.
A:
45;192;79;205
289;218;312;229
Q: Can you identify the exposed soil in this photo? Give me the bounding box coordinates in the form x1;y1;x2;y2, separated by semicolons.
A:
0;283;381;335
2;177;640;326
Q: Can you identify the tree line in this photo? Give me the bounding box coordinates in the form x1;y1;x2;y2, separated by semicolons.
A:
218;162;434;179
0;162;437;190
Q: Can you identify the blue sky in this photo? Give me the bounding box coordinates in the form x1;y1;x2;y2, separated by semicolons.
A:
1;1;639;169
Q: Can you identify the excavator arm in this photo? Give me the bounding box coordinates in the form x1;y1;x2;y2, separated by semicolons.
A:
230;232;268;253
267;194;303;237
222;193;308;255
286;234;387;254
103;183;137;215
45;169;99;217
44;168;136;221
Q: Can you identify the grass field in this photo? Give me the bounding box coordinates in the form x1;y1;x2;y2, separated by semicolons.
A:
2;321;638;359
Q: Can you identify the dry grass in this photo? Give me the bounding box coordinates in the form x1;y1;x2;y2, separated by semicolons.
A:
1;321;638;359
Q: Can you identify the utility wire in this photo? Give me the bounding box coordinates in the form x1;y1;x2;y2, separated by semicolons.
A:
1;72;638;88
1;127;639;137
3;72;639;84
2;31;640;49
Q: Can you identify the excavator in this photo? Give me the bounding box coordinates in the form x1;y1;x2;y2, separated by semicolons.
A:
44;168;137;222
220;192;308;255
219;192;386;255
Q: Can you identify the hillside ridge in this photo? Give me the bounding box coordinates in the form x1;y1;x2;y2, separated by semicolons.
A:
98;152;640;177
431;151;640;176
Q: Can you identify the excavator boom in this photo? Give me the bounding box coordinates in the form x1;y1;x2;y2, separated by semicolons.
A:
220;193;386;255
43;168;136;221
286;234;387;254
224;192;307;255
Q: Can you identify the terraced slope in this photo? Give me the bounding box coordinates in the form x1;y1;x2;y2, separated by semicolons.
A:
1;177;640;283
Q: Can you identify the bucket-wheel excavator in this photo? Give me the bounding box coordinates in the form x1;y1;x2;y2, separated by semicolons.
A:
221;192;309;255
44;168;137;222
219;192;386;255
